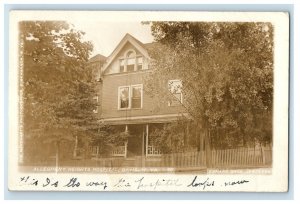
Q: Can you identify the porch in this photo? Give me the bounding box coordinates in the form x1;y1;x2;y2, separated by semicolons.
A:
87;123;272;169
89;123;162;163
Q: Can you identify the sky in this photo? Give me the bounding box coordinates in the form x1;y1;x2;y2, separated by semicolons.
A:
68;21;154;58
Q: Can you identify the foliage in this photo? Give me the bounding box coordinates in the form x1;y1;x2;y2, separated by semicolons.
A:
21;21;97;163
150;121;195;154
88;125;130;156
145;22;273;149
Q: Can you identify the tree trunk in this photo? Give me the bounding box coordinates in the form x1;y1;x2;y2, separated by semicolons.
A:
205;129;212;168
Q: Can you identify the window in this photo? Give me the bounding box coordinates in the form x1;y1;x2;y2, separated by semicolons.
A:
93;96;99;113
118;50;146;73
127;58;135;72
118;84;143;109
119;59;125;73
137;57;143;70
119;87;130;109
127;51;135;58
131;85;142;108
168;80;183;106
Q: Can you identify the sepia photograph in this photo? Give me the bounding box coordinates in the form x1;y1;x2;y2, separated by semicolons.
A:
8;11;289;192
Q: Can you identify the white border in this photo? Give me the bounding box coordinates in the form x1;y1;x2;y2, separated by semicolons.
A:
8;11;289;192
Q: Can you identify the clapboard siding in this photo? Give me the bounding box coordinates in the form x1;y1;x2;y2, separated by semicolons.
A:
101;71;184;120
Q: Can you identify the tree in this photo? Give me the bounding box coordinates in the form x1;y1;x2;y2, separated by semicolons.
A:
145;22;273;156
149;120;198;154
21;21;97;164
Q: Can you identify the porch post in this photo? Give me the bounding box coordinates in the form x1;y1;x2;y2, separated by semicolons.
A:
124;141;128;158
124;125;128;158
146;124;149;157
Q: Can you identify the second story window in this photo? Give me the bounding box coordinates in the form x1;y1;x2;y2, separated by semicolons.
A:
119;86;130;109
168;80;183;106
131;85;142;109
118;84;143;110
93;96;99;113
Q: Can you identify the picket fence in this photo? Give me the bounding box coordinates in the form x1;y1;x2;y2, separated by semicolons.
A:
211;147;271;167
146;147;271;168
87;146;272;169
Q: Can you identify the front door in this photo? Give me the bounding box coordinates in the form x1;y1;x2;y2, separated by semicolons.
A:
126;124;144;158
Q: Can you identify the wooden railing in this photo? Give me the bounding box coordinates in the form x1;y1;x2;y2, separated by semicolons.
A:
111;142;127;158
147;145;161;156
89;146;99;156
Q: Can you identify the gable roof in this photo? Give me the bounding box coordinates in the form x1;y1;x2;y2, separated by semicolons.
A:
143;42;159;51
102;33;150;72
88;54;107;63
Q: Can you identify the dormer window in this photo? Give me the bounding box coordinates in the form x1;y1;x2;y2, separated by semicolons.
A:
119;50;144;73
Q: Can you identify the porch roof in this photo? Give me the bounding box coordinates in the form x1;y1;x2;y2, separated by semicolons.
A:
100;113;190;125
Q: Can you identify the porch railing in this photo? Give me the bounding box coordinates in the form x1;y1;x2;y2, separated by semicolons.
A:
89;146;99;157
111;142;127;158
147;145;161;156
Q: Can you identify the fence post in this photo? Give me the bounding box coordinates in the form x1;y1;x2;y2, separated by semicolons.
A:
261;146;266;165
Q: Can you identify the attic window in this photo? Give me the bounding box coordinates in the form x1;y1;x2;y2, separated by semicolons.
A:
118;50;145;73
120;59;125;73
127;51;135;58
127;58;135;72
137;57;143;70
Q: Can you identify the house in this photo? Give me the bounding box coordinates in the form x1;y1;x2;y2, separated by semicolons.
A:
87;34;190;165
84;33;272;170
87;54;107;115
